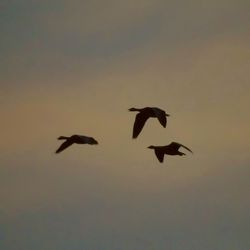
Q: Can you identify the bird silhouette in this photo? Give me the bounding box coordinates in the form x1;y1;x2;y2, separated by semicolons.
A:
148;142;193;163
55;134;98;154
129;107;170;138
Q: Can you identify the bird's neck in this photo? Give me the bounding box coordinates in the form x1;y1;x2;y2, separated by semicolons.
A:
129;107;141;111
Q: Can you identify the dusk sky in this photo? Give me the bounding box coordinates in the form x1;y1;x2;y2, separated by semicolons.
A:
1;1;250;249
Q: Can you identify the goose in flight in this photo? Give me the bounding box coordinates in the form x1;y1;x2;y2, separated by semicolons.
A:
148;142;193;163
129;107;170;138
55;134;98;154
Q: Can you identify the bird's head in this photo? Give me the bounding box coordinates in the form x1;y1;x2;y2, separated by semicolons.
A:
147;145;156;149
90;138;98;145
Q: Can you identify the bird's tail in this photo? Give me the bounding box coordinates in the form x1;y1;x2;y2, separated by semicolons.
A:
58;136;69;140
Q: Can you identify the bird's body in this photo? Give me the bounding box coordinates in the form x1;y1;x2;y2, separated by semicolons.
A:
148;142;193;163
129;107;170;138
55;134;98;154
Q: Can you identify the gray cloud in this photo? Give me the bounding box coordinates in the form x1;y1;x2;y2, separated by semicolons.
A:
1;1;250;249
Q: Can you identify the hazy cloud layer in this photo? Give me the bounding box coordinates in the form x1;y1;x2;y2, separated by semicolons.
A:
1;1;250;249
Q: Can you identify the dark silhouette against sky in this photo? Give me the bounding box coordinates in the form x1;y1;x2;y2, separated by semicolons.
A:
129;107;170;138
148;142;193;163
55;135;98;154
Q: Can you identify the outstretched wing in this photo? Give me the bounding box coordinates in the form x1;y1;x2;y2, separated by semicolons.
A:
155;150;165;163
170;142;193;154
153;109;167;128
55;140;74;154
132;113;149;138
181;144;193;154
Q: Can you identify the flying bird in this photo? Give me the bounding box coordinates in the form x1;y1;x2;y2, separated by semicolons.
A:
129;107;170;138
148;142;193;163
55;134;98;154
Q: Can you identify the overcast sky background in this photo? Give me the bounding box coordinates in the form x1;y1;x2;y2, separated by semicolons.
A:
1;1;250;249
